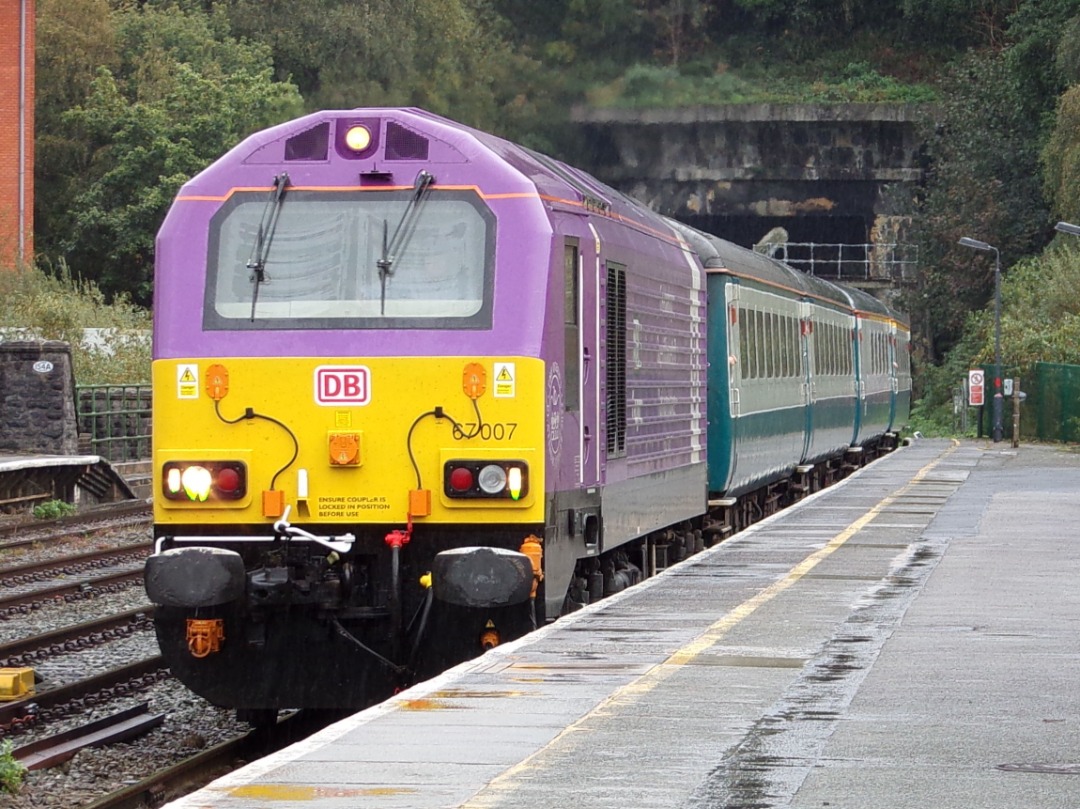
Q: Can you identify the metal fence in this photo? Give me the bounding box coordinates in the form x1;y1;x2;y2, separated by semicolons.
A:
757;242;918;282
76;385;152;462
1034;362;1080;444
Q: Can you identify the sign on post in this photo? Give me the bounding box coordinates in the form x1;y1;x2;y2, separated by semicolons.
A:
968;369;985;406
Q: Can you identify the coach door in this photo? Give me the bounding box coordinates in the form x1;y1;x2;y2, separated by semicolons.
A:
799;300;815;463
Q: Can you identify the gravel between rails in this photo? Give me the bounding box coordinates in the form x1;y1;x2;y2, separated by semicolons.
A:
1;517;254;807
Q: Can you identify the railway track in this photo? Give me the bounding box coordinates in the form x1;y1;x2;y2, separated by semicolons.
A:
0;606;155;668
0;504;332;809
0;543;151;588
0;500;151;551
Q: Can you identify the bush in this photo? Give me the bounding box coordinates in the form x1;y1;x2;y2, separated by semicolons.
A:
32;499;77;520
0;263;151;385
0;739;25;794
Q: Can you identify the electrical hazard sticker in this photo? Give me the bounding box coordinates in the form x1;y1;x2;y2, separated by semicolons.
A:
177;364;199;399
493;362;515;398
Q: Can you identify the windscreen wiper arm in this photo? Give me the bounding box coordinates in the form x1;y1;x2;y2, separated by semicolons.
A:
247;172;290;321
377;170;435;315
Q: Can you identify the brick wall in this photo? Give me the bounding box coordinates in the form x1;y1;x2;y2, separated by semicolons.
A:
0;1;34;269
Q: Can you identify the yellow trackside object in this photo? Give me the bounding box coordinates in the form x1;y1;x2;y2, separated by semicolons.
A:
0;667;34;701
187;618;226;658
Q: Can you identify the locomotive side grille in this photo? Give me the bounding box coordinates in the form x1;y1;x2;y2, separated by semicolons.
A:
385;122;429;160
606;264;627;457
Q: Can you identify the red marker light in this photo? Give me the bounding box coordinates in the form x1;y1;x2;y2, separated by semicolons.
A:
449;467;473;492
216;467;240;494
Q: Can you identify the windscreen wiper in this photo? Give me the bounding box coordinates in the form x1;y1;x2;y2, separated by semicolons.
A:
377;170;435;315
247;172;290;321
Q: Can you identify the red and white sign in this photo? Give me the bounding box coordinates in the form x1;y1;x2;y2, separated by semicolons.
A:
315;366;370;406
968;369;984;407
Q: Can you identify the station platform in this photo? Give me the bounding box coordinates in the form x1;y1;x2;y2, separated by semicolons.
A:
163;438;1080;809
0;453;137;511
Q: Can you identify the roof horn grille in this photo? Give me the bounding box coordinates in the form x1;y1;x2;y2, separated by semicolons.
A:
385;122;429;161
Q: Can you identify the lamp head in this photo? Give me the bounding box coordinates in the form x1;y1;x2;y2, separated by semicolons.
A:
958;236;993;251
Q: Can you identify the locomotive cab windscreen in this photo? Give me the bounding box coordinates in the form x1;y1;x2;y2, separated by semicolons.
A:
204;186;495;330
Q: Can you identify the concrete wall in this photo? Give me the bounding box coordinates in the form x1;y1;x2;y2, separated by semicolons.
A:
571;103;929;241
0;341;79;455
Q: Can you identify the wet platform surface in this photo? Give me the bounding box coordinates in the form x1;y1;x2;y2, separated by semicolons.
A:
164;439;1080;809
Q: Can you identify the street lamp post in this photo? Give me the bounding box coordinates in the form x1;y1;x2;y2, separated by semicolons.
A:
958;236;1003;442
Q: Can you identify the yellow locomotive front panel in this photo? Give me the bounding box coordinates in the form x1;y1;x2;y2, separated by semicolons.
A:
152;356;545;529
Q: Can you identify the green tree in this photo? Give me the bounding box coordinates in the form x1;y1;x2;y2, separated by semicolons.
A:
901;52;1048;367
34;0;121;274
221;0;523;131
1043;85;1080;224
37;2;303;305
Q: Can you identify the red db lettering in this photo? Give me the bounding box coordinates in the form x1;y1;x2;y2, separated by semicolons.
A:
315;366;370;405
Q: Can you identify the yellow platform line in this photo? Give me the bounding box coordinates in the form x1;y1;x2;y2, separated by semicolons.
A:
464;440;959;805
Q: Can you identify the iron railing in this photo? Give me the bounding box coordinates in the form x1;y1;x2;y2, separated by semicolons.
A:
76;385;152;462
756;242;918;282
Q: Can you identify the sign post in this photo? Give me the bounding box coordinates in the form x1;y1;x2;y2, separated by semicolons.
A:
968;370;985;407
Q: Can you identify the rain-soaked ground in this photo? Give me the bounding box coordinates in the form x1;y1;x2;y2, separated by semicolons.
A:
161;439;1080;809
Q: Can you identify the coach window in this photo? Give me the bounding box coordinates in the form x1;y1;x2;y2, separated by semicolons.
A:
770;312;779;378
564;240;580;412
756;308;764;378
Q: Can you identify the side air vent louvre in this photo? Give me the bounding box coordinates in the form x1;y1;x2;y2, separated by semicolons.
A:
386;122;429;161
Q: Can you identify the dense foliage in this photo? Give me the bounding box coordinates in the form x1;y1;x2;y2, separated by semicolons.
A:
0;265;152;384
17;0;1080;432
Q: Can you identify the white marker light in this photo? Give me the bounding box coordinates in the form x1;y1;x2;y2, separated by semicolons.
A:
507;467;523;501
478;464;507;495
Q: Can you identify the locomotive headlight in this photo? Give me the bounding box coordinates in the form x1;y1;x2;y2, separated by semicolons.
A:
478;464;507;495
345;125;372;152
443;460;529;501
181;466;213;502
161;461;248;502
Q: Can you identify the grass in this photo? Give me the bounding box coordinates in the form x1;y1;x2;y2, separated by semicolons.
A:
0;263;151;385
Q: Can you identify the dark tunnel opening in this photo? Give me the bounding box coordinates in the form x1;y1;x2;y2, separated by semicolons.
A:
679;214;870;251
678;214;877;282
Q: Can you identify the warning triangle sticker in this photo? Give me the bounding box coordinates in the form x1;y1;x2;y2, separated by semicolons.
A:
497;367;513;382
180;369;196;383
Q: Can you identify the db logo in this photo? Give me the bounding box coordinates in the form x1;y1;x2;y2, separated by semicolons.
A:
315;366;370;406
